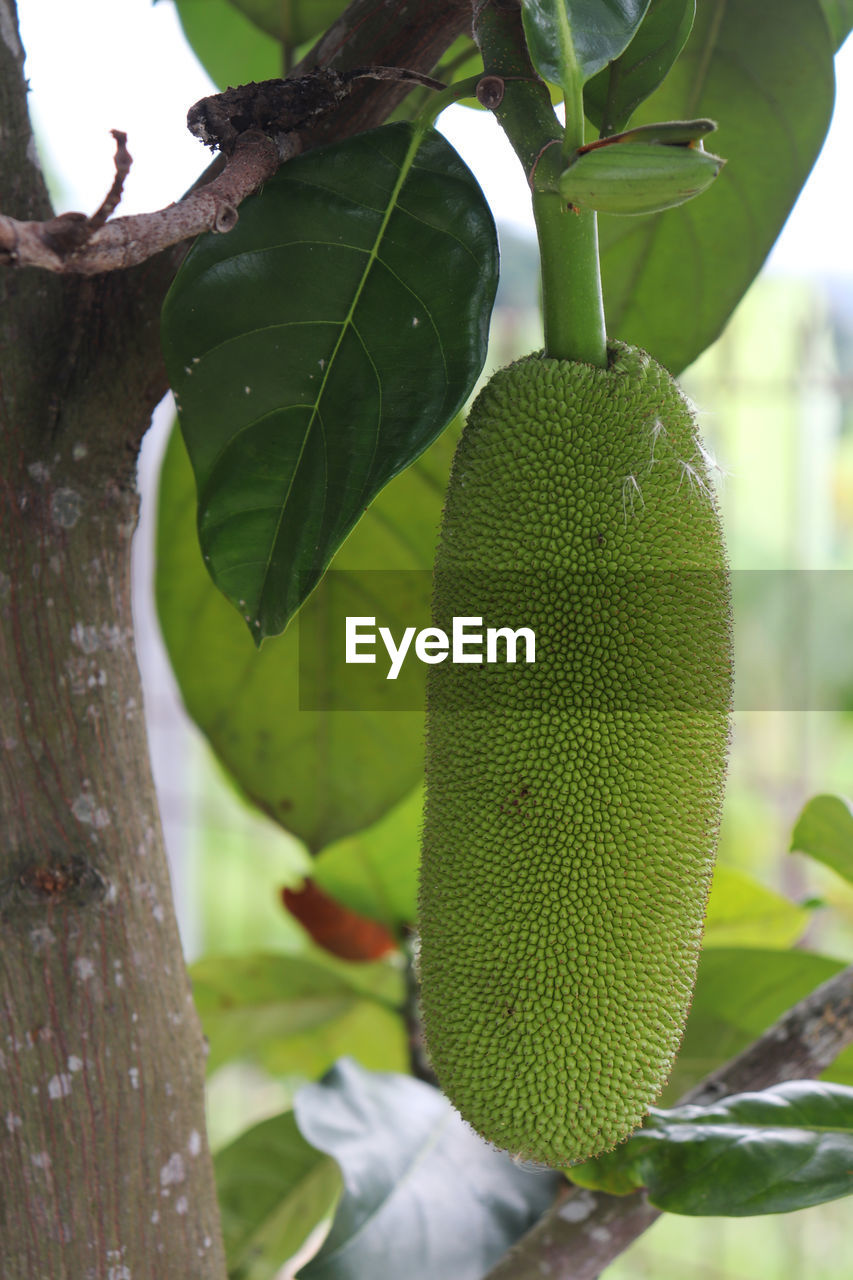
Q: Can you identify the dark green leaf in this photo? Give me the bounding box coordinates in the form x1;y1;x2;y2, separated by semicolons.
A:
665;948;844;1100
703;866;809;950
584;0;696;134
190;952;405;1076
570;1081;853;1215
155;415;454;853
313;784;423;931
215;1111;343;1280
294;1059;561;1279
790;794;853;885
598;0;835;372
161;122;497;642
521;0;651;85
819;0;853;48
172;0;281;89
228;0;346;44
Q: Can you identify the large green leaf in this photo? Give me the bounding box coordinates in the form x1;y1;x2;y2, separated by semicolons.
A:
703;865;809;950
570;1081;853;1215
216;1111;343;1280
312;784;423;931
521;1;651;85
790;794;853;886
191;952;406;1077
294;1059;561;1279
598;0;835;372
584;0;696;134
665;948;844;1100
172;0;281;88
161;122;497;642
155;414;454;853
229;0;346;44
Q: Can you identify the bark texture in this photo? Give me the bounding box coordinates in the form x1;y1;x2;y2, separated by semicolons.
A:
0;6;225;1274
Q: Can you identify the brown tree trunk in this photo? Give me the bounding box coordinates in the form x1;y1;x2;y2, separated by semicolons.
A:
0;3;226;1274
0;460;226;1278
0;0;470;1273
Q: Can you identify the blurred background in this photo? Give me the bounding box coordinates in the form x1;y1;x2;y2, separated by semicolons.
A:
15;1;853;1274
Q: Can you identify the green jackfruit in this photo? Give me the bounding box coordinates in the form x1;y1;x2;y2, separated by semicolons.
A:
419;343;732;1168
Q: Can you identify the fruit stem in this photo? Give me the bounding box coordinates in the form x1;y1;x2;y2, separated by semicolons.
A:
531;181;606;366
473;1;607;366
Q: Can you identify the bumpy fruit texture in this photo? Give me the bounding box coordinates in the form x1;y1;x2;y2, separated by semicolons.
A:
419;344;732;1168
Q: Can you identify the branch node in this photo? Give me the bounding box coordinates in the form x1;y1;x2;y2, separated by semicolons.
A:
213;204;239;234
476;75;506;109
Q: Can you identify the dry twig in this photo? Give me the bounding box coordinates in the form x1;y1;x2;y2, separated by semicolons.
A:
0;126;285;275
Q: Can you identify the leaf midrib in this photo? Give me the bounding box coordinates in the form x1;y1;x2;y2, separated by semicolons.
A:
251;125;428;623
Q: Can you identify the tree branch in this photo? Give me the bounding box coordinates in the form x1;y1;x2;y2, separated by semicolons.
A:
294;0;473;144
486;963;853;1280
0;0;474;277
0;129;283;274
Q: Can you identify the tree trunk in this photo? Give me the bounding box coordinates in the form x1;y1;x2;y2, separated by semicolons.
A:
0;0;471;1273
0;451;226;1279
0;3;225;1274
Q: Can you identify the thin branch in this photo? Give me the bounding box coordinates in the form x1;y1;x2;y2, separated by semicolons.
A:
486;963;853;1280
0;129;284;274
87;130;133;232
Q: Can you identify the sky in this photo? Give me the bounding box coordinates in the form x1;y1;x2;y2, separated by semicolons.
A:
13;0;853;279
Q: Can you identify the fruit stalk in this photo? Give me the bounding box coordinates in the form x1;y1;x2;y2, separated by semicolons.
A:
474;0;607;366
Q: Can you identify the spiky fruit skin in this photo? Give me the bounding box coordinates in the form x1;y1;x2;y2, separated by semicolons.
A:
419;343;732;1168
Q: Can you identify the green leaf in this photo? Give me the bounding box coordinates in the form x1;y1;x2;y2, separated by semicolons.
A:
172;0;281;88
228;0;347;44
294;1059;561;1279
790;794;853;886
215;1111;343;1280
161;122;498;642
155;414;453;853
598;0;835;373
819;0;853;48
570;1081;853;1215
190;952;406;1077
703;866;809;950
584;0;696;134
666;948;845;1100
313;784;423;931
521;1;652;85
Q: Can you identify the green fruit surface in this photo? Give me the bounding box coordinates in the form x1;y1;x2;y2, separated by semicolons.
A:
419;344;732;1167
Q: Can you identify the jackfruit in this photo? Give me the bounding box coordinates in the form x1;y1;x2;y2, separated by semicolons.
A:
419;343;732;1167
